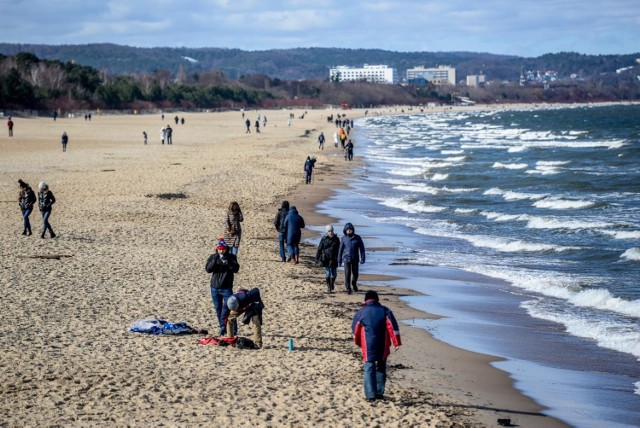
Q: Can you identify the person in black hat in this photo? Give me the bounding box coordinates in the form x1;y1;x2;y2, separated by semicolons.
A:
352;290;401;402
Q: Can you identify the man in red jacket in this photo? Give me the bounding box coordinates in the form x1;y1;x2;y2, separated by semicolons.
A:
352;290;401;401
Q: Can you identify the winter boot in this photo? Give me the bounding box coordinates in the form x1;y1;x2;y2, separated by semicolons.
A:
325;277;331;293
330;277;336;292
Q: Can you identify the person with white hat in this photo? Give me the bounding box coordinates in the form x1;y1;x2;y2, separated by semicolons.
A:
315;224;340;292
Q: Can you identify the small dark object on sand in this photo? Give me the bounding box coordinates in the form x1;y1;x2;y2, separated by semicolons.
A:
497;418;512;426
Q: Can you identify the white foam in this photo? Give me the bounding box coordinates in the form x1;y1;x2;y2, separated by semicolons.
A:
523;301;640;359
621;248;640;262
394;184;441;195
635;381;640;396
431;173;449;181
388;167;423;176
600;230;640;240
379;197;447;214
464;234;578;253
526;216;613;230
537;160;571;167
441;149;464;155
493;162;528;170
455;208;477;214
508;146;528;153
533;198;596;210
481;211;529;222
484;188;547;201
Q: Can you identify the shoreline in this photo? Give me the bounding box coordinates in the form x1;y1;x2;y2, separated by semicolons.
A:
0;106;572;426
290;114;569;427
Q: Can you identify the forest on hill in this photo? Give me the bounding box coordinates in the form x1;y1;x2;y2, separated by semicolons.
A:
1;47;639;113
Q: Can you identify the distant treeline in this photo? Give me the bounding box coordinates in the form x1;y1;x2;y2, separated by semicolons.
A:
1;51;639;112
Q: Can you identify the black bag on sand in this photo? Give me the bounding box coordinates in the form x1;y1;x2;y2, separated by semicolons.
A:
236;337;258;350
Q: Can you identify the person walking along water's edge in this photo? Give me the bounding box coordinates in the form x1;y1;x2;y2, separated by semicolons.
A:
338;222;365;294
273;200;290;262
316;224;340;292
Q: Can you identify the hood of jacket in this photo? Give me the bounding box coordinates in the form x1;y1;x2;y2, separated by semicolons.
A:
343;222;355;234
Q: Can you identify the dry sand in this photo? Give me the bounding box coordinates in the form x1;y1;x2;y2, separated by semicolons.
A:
0;107;567;426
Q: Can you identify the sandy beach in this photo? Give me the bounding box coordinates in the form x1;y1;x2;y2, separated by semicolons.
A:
0;106;569;426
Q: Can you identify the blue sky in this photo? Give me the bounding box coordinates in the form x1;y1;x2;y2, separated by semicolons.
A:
2;0;639;57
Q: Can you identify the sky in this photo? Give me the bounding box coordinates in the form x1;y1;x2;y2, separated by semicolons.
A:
2;0;639;57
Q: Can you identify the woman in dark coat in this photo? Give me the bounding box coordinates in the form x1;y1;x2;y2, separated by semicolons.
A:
37;182;56;238
18;179;36;236
315;224;340;292
223;201;243;256
283;206;305;264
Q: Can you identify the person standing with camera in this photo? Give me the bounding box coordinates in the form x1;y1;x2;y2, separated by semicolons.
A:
205;239;240;336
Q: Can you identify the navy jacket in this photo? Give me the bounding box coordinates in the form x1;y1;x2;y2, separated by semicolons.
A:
283;207;305;245
352;300;401;362
338;223;365;264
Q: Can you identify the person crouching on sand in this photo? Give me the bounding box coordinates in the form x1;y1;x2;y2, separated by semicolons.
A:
205;238;240;335
224;287;264;348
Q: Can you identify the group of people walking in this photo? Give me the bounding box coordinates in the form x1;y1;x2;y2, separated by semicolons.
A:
17;179;56;238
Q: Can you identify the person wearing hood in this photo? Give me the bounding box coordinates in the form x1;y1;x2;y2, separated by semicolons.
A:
273;200;290;262
315;224;340;292
17;179;36;236
37;182;56;239
283;206;305;264
205;238;240;335
338;222;365;294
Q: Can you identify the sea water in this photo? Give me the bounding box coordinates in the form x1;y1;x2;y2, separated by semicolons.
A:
317;104;640;427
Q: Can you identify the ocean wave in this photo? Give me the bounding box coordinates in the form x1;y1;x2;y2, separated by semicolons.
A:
533;198;597;210
484;188;547;201
493;162;529;170
508;146;528;153
526;168;561;175
635;382;640;396
431;173;449;181
621;248;640;262
526;217;613;230
444;155;468;162
600;230;640;240
394;184;441;195
442;186;477;193
441;150;464;155
379;197;447;214
388;167;423;176
464;235;579;253
537;160;571;166
523;301;640;359
455;208;477;214
481;211;529;222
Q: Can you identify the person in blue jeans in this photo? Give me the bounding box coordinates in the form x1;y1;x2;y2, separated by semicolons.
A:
273;200;290;262
18;179;36;236
205;238;240;335
283;206;305;264
315;224;340;292
338;222;365;294
37;182;56;239
352;290;402;401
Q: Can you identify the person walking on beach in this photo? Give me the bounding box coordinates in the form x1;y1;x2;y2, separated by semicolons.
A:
37;182;56;239
224;287;264;348
18;179;36;236
318;132;325;150
338;222;365;294
304;156;316;184
283;206;305;264
316;224;340;292
245;118;251;133
160;126;166;144
255;120;260;133
165;125;173;145
143;131;148;145
345;139;354;161
273;200;290;262
223;201;244;256
352;290;401;401
205;238;240;336
60;132;68;152
7;116;14;137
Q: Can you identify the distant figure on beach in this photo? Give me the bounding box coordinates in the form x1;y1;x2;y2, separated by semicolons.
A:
160;126;166;144
339;128;347;149
223;201;244;256
181;117;185;125
318;132;325;150
333;131;338;147
273;200;290;262
61;132;68;152
263;115;267;127
338;223;365;294
304;156;316;184
316;224;340;292
174;115;179;125
161;113;165;121
88;113;91;121
7;116;14;137
288;118;292;127
283;206;305;264
52;111;58;121
166;125;173;145
37;182;56;239
143;131;148;145
224;287;264;349
255;120;260;133
352;290;401;401
245;118;251;133
205;238;240;336
345;139;354;161
18;179;36;236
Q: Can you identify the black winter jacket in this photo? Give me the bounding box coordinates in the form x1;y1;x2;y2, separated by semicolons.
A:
273;207;289;233
205;252;240;289
316;233;340;268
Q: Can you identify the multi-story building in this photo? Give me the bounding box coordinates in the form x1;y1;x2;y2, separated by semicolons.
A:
329;64;398;84
406;65;456;85
466;74;486;88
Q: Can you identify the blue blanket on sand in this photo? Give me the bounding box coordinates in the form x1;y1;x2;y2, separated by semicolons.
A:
129;319;200;335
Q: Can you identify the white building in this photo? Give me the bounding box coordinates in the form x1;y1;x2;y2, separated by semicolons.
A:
407;65;456;85
466;74;486;88
329;64;398;84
